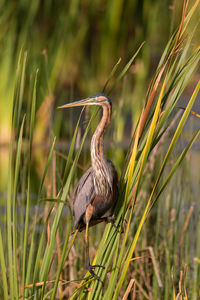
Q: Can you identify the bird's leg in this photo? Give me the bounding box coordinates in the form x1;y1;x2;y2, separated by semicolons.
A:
85;205;105;284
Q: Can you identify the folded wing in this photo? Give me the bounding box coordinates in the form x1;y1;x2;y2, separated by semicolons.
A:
73;167;95;229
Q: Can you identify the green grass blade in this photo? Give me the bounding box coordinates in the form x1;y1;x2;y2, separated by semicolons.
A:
11;49;23;128
32;230;45;289
22;70;38;299
12;115;26;300
135;71;168;198
7;136;14;300
0;230;8;300
102;58;121;93
38;137;56;196
6;51;27;300
16;52;27;132
63;108;84;184
49;203;73;300
29;70;38;159
124;118;141;205
107;42;145;94
182;0;200;34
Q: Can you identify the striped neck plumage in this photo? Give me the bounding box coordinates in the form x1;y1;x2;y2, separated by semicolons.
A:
91;102;112;196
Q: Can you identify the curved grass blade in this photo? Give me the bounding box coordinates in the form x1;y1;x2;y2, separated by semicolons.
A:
102;58;121;93
107;42;145;95
63;107;84;184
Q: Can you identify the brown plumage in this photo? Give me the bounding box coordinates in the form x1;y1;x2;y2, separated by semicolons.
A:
58;94;118;283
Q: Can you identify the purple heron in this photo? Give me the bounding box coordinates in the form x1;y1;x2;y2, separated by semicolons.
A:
58;94;118;282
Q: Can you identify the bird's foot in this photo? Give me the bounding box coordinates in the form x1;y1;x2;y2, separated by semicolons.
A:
87;264;105;284
90;264;105;269
106;216;120;232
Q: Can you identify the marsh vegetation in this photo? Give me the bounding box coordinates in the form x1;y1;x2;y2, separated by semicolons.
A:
0;0;200;299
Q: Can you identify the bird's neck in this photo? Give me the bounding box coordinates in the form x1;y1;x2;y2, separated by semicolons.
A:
91;103;112;196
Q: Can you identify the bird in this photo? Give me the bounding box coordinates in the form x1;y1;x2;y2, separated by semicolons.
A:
58;93;118;282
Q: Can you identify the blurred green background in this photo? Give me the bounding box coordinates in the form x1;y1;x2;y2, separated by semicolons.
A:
0;0;200;298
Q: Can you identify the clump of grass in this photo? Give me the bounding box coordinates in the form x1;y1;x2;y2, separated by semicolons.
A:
69;1;200;299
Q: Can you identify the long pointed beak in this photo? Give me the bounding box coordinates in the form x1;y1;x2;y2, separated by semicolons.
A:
57;97;93;109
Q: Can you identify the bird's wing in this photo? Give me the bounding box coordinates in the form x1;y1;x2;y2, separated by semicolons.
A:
73;167;95;229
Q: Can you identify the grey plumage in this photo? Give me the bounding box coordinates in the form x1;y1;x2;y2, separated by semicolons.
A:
73;160;118;229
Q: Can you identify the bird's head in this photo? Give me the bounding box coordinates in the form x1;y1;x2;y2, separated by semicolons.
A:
57;93;112;109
